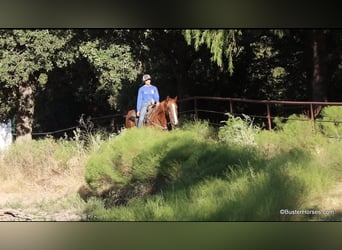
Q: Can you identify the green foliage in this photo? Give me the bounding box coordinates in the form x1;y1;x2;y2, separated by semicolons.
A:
0;29;77;122
84;119;339;221
79;40;139;109
250;34;277;60
0;29;75;86
257;115;324;159
178;119;217;140
257;109;342;186
218;113;260;146
245;31;303;100
317;106;342;138
86;144;333;221
84;126;257;194
0;86;16;120
184;29;242;75
0;120;336;221
85;127;161;191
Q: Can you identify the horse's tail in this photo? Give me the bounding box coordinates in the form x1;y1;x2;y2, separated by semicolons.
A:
125;109;137;128
128;115;136;122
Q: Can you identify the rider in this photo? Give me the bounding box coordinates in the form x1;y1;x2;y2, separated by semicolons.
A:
136;74;160;128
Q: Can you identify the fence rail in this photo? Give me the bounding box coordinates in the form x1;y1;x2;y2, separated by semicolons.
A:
8;96;342;140
11;113;125;138
177;96;342;130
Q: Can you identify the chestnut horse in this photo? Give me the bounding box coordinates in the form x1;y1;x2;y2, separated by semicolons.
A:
125;96;178;130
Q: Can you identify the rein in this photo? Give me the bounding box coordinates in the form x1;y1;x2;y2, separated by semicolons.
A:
150;120;168;130
146;104;168;130
143;98;177;130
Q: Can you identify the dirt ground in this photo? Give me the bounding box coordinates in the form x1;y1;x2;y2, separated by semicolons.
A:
1;182;341;221
0;167;88;221
0;192;86;221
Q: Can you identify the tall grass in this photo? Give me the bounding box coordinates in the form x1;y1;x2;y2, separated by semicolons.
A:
86;148;333;221
0;128;110;220
84;116;340;221
219;113;260;146
317;106;342;138
0;137;79;181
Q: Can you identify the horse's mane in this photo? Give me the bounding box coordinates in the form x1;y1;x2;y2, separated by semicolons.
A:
156;100;166;113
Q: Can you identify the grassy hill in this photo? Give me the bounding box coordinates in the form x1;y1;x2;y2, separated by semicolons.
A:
83;111;341;221
0;107;340;221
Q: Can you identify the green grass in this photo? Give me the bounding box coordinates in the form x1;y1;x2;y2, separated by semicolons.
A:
83;116;341;221
1;114;338;221
85;146;334;221
317;106;342;138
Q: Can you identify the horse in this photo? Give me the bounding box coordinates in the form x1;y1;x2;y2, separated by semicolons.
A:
125;96;178;130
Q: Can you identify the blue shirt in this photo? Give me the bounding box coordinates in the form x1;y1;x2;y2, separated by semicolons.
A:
136;85;160;111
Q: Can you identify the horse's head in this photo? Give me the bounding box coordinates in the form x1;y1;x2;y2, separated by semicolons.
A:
165;96;178;128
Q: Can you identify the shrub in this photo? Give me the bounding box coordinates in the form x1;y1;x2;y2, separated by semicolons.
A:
179;119;217;140
218;113;260;146
84;125;261;199
85;127;187;192
317;106;342;138
84;120;339;221
270;114;326;152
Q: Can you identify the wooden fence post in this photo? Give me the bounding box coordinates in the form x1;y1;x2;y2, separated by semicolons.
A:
310;103;315;131
266;102;272;130
229;100;233;114
194;97;198;120
310;103;314;121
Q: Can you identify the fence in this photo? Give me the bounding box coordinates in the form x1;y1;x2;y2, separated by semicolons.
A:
19;113;125;139
177;96;342;130
7;96;342;140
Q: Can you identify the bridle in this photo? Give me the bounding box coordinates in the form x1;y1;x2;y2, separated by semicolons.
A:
146;103;168;130
147;100;178;130
166;101;178;129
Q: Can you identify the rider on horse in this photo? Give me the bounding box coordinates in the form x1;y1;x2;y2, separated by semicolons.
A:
136;74;160;128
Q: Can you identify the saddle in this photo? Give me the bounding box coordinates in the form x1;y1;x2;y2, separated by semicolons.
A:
144;103;156;124
128;104;156;126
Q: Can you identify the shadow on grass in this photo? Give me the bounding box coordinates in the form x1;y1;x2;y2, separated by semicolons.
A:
206;154;310;221
156;146;313;221
130;137;314;221
155;140;260;189
82;128;320;221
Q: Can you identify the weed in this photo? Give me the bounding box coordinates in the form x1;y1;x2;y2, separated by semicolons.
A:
218;113;260;146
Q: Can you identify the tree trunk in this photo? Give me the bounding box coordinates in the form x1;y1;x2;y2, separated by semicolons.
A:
15;81;35;142
305;30;328;117
311;30;328;102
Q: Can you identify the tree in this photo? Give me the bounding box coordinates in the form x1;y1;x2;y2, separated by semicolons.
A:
0;29;143;139
79;35;140;110
184;29;242;76
0;29;77;141
138;29;196;99
184;29;342;104
304;30;342;102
